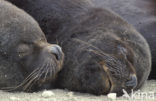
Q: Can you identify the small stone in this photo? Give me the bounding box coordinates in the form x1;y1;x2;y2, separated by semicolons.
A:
107;93;117;100
41;90;55;98
10;96;20;101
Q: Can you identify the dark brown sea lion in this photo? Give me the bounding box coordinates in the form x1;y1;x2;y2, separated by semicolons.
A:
8;0;151;95
0;0;64;92
91;0;156;79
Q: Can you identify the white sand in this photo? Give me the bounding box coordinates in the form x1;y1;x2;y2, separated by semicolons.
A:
0;80;156;101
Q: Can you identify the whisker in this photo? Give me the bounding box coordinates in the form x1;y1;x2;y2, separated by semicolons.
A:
49;62;53;78
44;63;50;81
19;68;40;86
25;61;49;91
73;38;124;76
23;74;39;91
1;61;47;91
52;61;56;77
50;60;54;78
22;63;47;91
25;63;50;91
27;62;49;85
1;68;40;91
40;62;48;80
16;63;46;90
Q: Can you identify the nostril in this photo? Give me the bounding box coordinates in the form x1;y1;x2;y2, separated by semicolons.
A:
125;74;137;89
53;53;59;60
49;44;63;60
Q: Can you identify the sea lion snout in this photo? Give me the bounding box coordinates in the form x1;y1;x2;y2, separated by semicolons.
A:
47;44;64;61
125;74;137;89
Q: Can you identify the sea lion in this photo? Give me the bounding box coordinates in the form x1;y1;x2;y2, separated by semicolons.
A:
8;0;151;95
91;0;156;79
0;0;64;92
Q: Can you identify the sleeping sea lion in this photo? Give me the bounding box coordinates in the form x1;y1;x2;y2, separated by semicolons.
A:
0;0;64;92
91;0;156;79
7;0;151;95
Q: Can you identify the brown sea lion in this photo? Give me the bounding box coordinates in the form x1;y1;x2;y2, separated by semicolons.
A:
0;0;64;92
91;0;156;79
7;0;151;95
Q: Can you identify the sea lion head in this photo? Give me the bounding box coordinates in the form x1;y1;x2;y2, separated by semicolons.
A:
72;39;137;96
0;1;64;92
0;26;64;92
16;42;64;91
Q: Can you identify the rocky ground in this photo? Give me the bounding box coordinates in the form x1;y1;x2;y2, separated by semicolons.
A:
0;80;155;101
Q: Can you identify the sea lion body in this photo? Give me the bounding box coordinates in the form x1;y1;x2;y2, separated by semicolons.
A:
0;0;64;92
91;0;156;79
7;0;151;95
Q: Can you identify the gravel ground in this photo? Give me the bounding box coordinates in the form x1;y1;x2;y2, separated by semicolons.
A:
0;80;156;101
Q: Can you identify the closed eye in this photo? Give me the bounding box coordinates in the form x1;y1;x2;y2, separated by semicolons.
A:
17;43;32;58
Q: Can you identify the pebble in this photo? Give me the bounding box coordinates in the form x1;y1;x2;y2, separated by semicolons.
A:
41;90;55;98
107;93;117;100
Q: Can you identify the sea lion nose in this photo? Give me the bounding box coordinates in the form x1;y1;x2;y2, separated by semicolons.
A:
49;44;63;60
125;74;137;89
